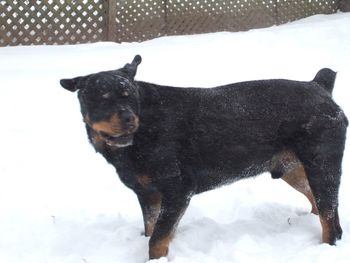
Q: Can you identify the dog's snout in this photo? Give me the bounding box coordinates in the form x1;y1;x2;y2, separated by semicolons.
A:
121;111;136;124
119;110;139;133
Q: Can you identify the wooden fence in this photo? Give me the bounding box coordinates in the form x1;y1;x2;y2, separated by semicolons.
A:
1;0;349;46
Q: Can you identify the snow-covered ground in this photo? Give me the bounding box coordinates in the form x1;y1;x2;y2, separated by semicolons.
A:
1;12;350;263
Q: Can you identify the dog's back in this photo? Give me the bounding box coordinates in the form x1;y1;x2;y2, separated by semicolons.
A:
136;72;346;191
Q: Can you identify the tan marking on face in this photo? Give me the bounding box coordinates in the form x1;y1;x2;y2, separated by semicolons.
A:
138;175;152;188
149;235;171;259
144;192;162;237
131;114;140;133
85;114;123;135
90;130;106;150
282;166;319;215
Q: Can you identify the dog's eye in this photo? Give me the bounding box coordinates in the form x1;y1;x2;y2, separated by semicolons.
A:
102;92;111;99
121;91;129;97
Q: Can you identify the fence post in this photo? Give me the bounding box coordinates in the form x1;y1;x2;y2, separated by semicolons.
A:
105;0;117;41
339;0;350;11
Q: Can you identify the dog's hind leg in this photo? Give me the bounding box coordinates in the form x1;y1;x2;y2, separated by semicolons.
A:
300;156;343;244
281;166;319;215
294;121;346;244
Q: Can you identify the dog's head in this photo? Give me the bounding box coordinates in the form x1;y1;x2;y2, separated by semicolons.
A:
60;55;142;148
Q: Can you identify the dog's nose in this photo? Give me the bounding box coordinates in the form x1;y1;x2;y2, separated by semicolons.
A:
120;111;136;124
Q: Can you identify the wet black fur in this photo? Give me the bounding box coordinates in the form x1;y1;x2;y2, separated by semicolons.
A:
60;56;348;259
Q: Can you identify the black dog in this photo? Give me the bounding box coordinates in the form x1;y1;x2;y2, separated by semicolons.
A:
60;56;347;259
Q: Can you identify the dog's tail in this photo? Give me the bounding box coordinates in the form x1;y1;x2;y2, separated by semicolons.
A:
313;68;337;94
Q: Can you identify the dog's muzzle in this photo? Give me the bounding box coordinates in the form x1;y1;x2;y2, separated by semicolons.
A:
85;112;139;148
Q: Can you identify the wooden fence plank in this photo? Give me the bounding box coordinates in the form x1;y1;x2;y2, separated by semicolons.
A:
105;0;117;41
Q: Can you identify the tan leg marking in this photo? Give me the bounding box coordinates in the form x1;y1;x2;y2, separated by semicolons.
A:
320;215;331;243
282;166;319;215
144;192;162;237
149;235;171;259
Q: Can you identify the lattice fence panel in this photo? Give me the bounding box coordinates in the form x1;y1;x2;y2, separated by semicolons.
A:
115;0;166;42
340;0;350;11
0;0;106;46
166;0;277;36
276;0;339;24
113;0;342;43
0;0;347;46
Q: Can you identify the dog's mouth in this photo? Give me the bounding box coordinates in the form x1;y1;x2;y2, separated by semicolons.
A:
100;132;134;147
85;113;139;148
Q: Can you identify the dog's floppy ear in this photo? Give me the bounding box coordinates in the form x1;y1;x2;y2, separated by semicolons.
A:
60;77;82;92
122;55;142;79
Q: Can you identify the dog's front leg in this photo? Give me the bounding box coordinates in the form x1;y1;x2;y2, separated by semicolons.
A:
148;190;191;259
137;191;162;237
